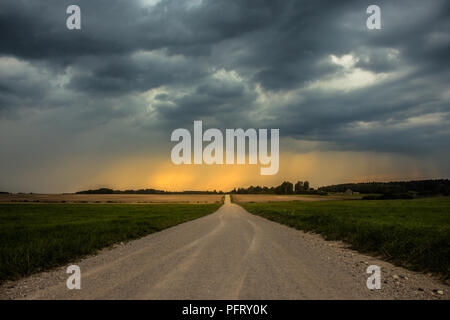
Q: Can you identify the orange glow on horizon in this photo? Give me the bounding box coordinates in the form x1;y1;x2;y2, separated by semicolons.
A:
63;151;439;193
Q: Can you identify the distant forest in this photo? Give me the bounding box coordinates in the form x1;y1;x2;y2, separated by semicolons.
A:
318;179;450;196
75;179;450;196
76;188;224;195
230;181;325;195
231;179;450;197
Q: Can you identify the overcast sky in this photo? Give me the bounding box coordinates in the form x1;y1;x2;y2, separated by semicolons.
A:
1;0;449;193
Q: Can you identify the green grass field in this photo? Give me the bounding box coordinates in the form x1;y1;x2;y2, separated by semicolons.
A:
0;203;221;283
239;197;450;277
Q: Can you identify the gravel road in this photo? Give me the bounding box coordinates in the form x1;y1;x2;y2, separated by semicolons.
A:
0;195;447;299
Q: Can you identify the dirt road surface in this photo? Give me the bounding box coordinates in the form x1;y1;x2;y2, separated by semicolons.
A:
0;196;447;300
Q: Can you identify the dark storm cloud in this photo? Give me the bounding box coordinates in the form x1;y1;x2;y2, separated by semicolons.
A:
67;52;208;95
0;0;279;60
0;0;449;157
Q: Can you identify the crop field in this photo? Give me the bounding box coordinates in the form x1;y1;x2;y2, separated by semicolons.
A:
0;202;221;282
232;194;361;203
0;193;224;204
239;197;450;277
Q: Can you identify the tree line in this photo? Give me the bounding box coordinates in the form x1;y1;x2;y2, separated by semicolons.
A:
318;179;450;196
76;188;225;194
75;179;450;196
230;181;326;195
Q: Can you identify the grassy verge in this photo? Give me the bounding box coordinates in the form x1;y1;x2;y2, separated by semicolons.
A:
0;203;221;282
239;197;450;277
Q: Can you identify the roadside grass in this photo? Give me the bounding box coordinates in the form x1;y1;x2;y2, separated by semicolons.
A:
239;197;450;278
0;203;221;283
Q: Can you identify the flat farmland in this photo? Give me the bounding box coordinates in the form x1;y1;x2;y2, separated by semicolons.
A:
0;202;222;282
0;193;223;204
232;194;359;203
240;197;450;276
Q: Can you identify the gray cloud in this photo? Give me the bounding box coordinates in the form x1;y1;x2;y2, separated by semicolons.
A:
0;0;450;191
